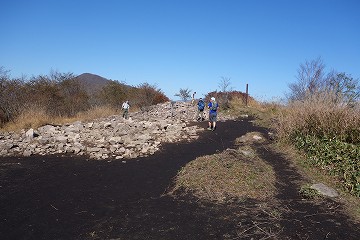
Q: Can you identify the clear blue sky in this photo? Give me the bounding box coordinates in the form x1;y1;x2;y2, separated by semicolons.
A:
1;0;359;101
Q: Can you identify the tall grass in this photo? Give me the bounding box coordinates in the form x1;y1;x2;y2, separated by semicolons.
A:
274;93;360;196
75;105;119;122
275;94;360;144
2;105;53;132
1;105;119;132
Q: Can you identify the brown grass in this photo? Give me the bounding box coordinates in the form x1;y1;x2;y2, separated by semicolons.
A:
74;105;119;121
270;93;360;220
226;97;284;128
273;94;360;142
1;105;52;132
1;105;119;132
169;134;276;203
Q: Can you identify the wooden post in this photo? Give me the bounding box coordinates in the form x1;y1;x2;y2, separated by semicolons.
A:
245;84;249;106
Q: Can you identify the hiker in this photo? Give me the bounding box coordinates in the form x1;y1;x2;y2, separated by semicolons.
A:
121;100;130;119
197;98;205;121
207;97;219;131
191;91;196;105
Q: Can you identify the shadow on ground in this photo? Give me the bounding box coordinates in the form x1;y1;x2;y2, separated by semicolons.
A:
0;119;359;239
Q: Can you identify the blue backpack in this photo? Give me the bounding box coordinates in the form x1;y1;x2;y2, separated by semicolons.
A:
198;100;205;110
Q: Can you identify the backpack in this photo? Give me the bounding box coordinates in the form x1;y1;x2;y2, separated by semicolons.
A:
210;101;217;111
198;100;205;110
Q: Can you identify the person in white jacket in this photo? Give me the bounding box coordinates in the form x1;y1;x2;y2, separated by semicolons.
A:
121;100;130;119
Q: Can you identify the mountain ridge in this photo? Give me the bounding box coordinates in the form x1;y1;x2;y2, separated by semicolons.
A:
75;73;112;93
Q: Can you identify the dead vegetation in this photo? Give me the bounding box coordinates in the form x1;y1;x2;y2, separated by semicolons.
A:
169;132;276;203
0;105;120;132
0;69;169;129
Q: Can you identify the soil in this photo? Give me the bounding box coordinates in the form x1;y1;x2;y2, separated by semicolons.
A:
1;119;359;240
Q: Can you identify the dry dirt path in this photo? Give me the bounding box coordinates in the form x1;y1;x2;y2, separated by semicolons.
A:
1;119;359;239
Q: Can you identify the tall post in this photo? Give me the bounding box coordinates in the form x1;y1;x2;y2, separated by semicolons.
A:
245;83;249;107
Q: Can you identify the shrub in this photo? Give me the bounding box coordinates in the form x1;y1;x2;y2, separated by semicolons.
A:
275;93;360;144
274;93;360;197
299;185;322;199
295;135;360;196
2;104;54;131
0;76;28;125
2;105;119;132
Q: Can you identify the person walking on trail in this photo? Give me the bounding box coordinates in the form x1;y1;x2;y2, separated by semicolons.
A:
197;98;205;121
121;100;130;119
191;91;196;105
207;97;219;131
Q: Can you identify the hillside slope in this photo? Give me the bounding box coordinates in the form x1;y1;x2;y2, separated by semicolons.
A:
75;73;111;94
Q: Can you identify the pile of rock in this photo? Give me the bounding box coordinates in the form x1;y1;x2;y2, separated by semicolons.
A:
0;101;222;160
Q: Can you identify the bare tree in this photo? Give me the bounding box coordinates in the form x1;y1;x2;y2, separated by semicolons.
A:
287;57;326;101
218;76;232;92
99;80;128;107
0;67;28;124
0;78;26;124
288;58;360;107
136;82;168;108
175;88;192;101
0;66;10;81
326;71;360;107
59;77;89;116
218;76;232;108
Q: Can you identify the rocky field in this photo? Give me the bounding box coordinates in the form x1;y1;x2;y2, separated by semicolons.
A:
0;101;235;160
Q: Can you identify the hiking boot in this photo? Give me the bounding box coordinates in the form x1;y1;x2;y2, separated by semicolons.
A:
207;127;212;131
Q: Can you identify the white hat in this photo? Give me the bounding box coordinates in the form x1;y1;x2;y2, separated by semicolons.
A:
211;97;215;101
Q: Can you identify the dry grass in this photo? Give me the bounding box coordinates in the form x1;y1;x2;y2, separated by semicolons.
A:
1;105;119;132
269;93;360;219
273;94;360;142
169;134;276;203
168;98;280;205
74;105;119;122
1;106;53;132
226;97;283;128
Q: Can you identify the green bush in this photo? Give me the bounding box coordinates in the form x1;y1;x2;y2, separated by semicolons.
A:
294;134;360;197
299;185;322;199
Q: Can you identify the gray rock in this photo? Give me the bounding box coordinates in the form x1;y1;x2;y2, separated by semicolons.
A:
252;135;262;140
26;129;35;139
55;136;68;143
23;149;32;156
311;183;339;197
0;101;238;160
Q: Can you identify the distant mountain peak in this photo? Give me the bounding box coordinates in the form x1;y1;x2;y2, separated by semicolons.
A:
76;73;111;93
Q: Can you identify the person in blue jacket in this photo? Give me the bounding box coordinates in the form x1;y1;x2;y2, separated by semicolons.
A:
197;98;205;121
207;97;219;131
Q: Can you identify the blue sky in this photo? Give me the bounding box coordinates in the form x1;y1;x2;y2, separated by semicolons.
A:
1;0;359;101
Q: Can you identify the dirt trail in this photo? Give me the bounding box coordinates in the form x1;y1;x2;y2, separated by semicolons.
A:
0;119;359;239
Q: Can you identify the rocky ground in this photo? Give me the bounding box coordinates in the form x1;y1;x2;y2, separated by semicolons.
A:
0;101;236;160
0;102;359;239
